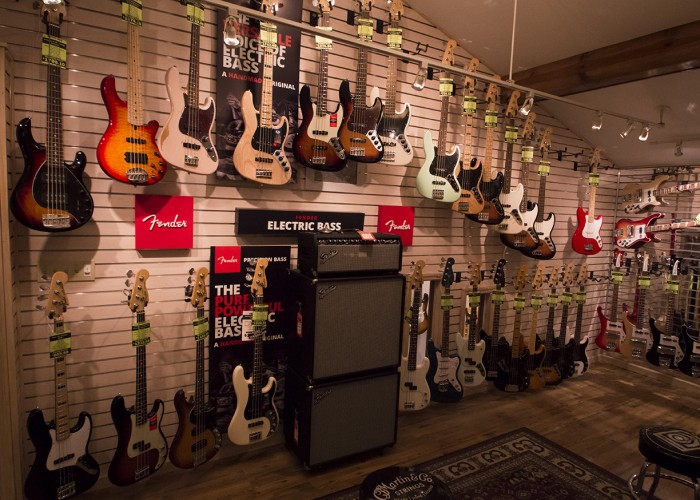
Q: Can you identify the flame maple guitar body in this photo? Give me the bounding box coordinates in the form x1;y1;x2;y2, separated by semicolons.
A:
227;364;279;445
338;79;384;163
169;389;222;469
158;66;218;174
466;172;505;224
293;84;346;171
97;75;166;185
10;118;93;232
108;395;168;486
572;207;604;255
613;213;664;249
25;409;100;500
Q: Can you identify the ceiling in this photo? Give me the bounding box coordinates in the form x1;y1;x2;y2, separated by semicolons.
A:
407;0;700;169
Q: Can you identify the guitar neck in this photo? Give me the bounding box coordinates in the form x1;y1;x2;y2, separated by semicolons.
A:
528;305;540;351
441;287;453;355
355;46;369;112
134;309;148;425
502;118;517;190
407;287;421;371
664;286;677;337
587;166;598;221
252;296;267;398
194;306;206;428
259;43;276;128
520;139;534;211
658;181;700;197
574;297;584;342
535;171;548;220
511;306;523;359
637;281;648;328
610;281;620;322
491;295;502;339
467;293;478;349
317;12;332;116
437;92;450;156
461;99;475;160
127;21;145;125
46;22;64;175
545;297;556;348
54;319;70;441
558;292;571;339
648;219;699;233
186;20;201;109
482;123;495;181
385;55;398;114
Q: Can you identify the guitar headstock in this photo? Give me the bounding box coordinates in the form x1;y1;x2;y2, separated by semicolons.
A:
470;263;481;288
561;264;575;288
258;0;279;14
522;113;537;139
441;39;457;66
440;257;455;288
42;0;65;26
538;127;553;156
45;271;69;321
128;269;150;313
357;0;373;14
186;267;209;308
514;264;529;293
576;263;588;286
590;147;601;170
639;252;650;275
314;0;335;13
546;265;561;289
388;0;404;21
493;259;507;288
409;260;425;289
251;258;268;298
463;58;479;94
531;264;545;292
485;83;499;112
505;91;521;118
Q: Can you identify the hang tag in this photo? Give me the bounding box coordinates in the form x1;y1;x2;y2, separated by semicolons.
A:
193;315;209;341
538;161;551;176
469;293;481;306
521;145;534;163
463;95;477;115
357;18;373;41
49;330;71;359
505;125;518;144
588;173;600;186
561;292;573;304
611;271;624;284
492;290;505;303
576;292;586;304
441;294;454;310
531;295;543;308
121;0;143;25
315;35;333;50
547;293;558;305
485;110;498;128
252;304;269;326
439;78;454;97
638;276;651;289
387;27;402;49
41;35;67;69
666;280;679;294
260;22;277;48
131;321;151;347
513;297;525;311
186;1;204;26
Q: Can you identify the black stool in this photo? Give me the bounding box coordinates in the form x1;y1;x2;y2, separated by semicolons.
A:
629;426;700;499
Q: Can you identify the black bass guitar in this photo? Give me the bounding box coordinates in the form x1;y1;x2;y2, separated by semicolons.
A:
482;259;510;381
563;264;590;377
647;257;684;369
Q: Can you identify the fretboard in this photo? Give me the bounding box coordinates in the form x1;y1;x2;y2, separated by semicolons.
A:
610;282;620;323
135;310;148;426
355;46;369;113
194;306;205;431
436;91;450;156
127;20;145;125
535;170;548;221
491;296;502;339
545;297;556;348
54;320;70;441
385;54;398;114
647;219;699;233
636;280;648;329
558;292;571;340
186;20;201;109
574;297;584;342
482;121;495;182
462;105;475;160
528;304;540;352
441;288;453;355
511;307;523;359
259;44;275;128
407;287;420;371
46;22;64;188
502;119;517;191
317;12;332;116
664;285;677;337
467;298;478;350
520;139;534;212
658;181;700;197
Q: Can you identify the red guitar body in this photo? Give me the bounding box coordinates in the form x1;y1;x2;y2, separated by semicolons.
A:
614;213;663;249
572;207;604;255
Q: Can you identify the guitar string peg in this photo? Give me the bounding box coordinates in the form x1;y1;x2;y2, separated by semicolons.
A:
40;273;49;281
189;267;195;275
37;294;48;302
35;304;45;311
38;284;49;292
185;285;194;297
122;288;132;297
126;270;134;278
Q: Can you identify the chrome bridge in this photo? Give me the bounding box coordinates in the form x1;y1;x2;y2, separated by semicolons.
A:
42;214;70;229
57;482;76;500
134;465;150;481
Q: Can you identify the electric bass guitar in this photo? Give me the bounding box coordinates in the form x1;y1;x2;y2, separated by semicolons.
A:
227;258;279;444
596;251;628;352
456;264;486;387
293;0;346;171
108;269;168;486
539;265;564;385
398;261;431;411
619;176;700;214
525;265;546;390
555;264;576;381
417;40;461;202
234;0;291;184
375;0;413;165
615;213;700;249
647;257;685;369
426;258;463;402
563;264;590;377
25;272;100;500
10;0;94;232
338;0;384;163
621;253;652;359
494;264;530;392
157;0;218;174
97;0;166;185
679;270;700;377
482;259;510;381
170;268;222;468
572;148;604;255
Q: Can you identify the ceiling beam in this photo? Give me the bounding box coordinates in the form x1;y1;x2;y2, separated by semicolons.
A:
508;20;700;96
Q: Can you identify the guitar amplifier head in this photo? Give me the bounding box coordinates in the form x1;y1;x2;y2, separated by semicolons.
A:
297;232;402;277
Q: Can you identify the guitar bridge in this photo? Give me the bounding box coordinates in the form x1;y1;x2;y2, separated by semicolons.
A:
630;338;647;359
57;482;76;500
184;154;199;167
606;332;620;350
134;465;150;480
42;214;70;229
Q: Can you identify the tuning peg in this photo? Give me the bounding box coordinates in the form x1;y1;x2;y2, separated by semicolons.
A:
38;284;49;292
35;304;45;311
37;294;48;302
245;273;253;282
39;273;50;281
126;270;134;278
185;285;193;297
122;288;132;297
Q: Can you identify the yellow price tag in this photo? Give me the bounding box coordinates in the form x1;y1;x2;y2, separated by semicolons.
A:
505;125;518;144
193;315;209;341
638;276;651;289
387;27;402;49
547;293;558;305
576;292;587;304
439;78;454;97
492;290;505;303
131;321;151;347
41;35;67;69
315;35;333;50
538;161;551;176
588;173;600;187
187;1;204;26
521;146;534;163
463;95;477;115
469;293;481;307
260;22;277;48
252;304;269;326
441;294;454;310
121;0;143;25
49;330;71;359
531;296;543;308
666;280;680;294
358;18;373;41
611;271;624;285
513;297;526;311
561;292;573;304
485;110;498;128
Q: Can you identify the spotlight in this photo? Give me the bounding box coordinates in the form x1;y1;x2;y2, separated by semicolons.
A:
638;124;650;141
592;111;603;130
42;0;62;4
412;63;428;91
619;120;634;139
675;141;684;157
223;15;241;47
519;92;534;116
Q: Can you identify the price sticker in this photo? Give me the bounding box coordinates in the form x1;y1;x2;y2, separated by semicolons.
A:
41;35;67;69
547;293;558;305
521;145;534;163
193;315;209;341
492;290;505;303
576;292;587;304
121;0;143;25
588;172;600;187
387;27;402;49
469;293;481;307
441;294;454;310
358;18;373;41
561;292;573;304
131;321;151;347
260;22;277;47
404;308;413;323
638;276;651;289
463;95;477;115
49;330;71;359
187;1;204;26
315;35;333;50
485;110;498;128
538;161;551;176
505;125;518;144
666;280;680;294
531;295;543;308
439;78;454;97
252;304;269;326
513;297;526;311
612;271;624;284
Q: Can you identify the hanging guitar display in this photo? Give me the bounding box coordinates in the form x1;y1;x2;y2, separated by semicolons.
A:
564;264;590;377
618;175;700;214
416;40;460;203
108;269;168;486
338;0;384;163
25;272;100;500
293;0;347;171
621;253;652;359
426;257;463;402
572;148;604;255
97;0;167;185
525;265;547;390
679;273;700;377
555;264;576;381
451;58;483;215
614;212;700;249
539;265;564;385
596;251;628;352
647;257;685;369
456;263;486;388
10;0;94;232
398;261;431;411
157;0;218;174
233;0;292;184
375;0;413;165
482;259;510;381
169;268;222;469
227;258;279;445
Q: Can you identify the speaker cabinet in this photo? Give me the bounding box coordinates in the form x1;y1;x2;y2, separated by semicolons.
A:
289;272;404;381
297;232;402;277
285;368;399;469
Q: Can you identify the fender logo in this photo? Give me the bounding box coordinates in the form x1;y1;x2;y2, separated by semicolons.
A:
318;285;337;300
320;249;338;263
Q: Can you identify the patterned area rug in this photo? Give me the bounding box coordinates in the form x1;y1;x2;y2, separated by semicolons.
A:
319;428;633;499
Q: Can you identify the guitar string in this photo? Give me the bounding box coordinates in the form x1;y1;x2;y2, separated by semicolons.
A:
187;21;199;167
312;13;328;166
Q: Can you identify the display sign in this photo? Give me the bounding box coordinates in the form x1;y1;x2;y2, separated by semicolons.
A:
235;208;365;235
135;195;193;250
208;245;292;433
377;205;414;246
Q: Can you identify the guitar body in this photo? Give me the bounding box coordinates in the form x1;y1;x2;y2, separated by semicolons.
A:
568;337;589;376
376;99;414;165
614;213;664;249
233;90;291;185
227;364;279;445
10;118;93;232
456;335;486;387
452;157;485;214
157;66;218;174
596;305;625;352
169;389;222;469
338;79;384;163
499;203;540;251
647;318;683;368
526;343;546;390
482;332;510;381
619;176;669;214
398;355;431;411
25;409;99;500
97;75;166;185
496;184;538;235
466;172;505;224
292;84;346;171
538;337;562;385
417;130;461;203
108;395;168;486
572;207;604;255
425;340;463;402
494;345;530;393
556;332;576;381
622;314;649;359
522;214;557;260
679;325;700;377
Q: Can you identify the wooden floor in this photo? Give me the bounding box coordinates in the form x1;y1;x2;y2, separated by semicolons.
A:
81;354;700;499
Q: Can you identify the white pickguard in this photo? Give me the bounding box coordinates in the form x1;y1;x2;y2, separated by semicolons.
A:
125;408;167;468
398;355;431;411
532;216;556;251
572;336;589;376
227;364;278;446
660;335;684;366
46;420;92;471
605;320;627;346
417;130;460;203
458;338;486;387
496;184;538;234
580;218;604;246
158;66;218;174
306;103;344;142
434;353;462;392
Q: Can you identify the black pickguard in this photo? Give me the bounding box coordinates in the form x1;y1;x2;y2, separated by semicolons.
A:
377;107;410;139
428;147;461;193
251;123;288;155
494;349;530;392
482;331;510;381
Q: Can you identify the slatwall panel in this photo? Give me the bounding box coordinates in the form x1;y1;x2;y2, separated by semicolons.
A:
2;0;626;494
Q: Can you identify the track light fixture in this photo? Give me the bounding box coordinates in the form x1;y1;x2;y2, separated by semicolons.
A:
223;15;241;47
619;120;635;139
519;92;535;116
42;0;62;4
638;124;650;141
412;62;428;91
675;141;684;157
591;111;603;130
